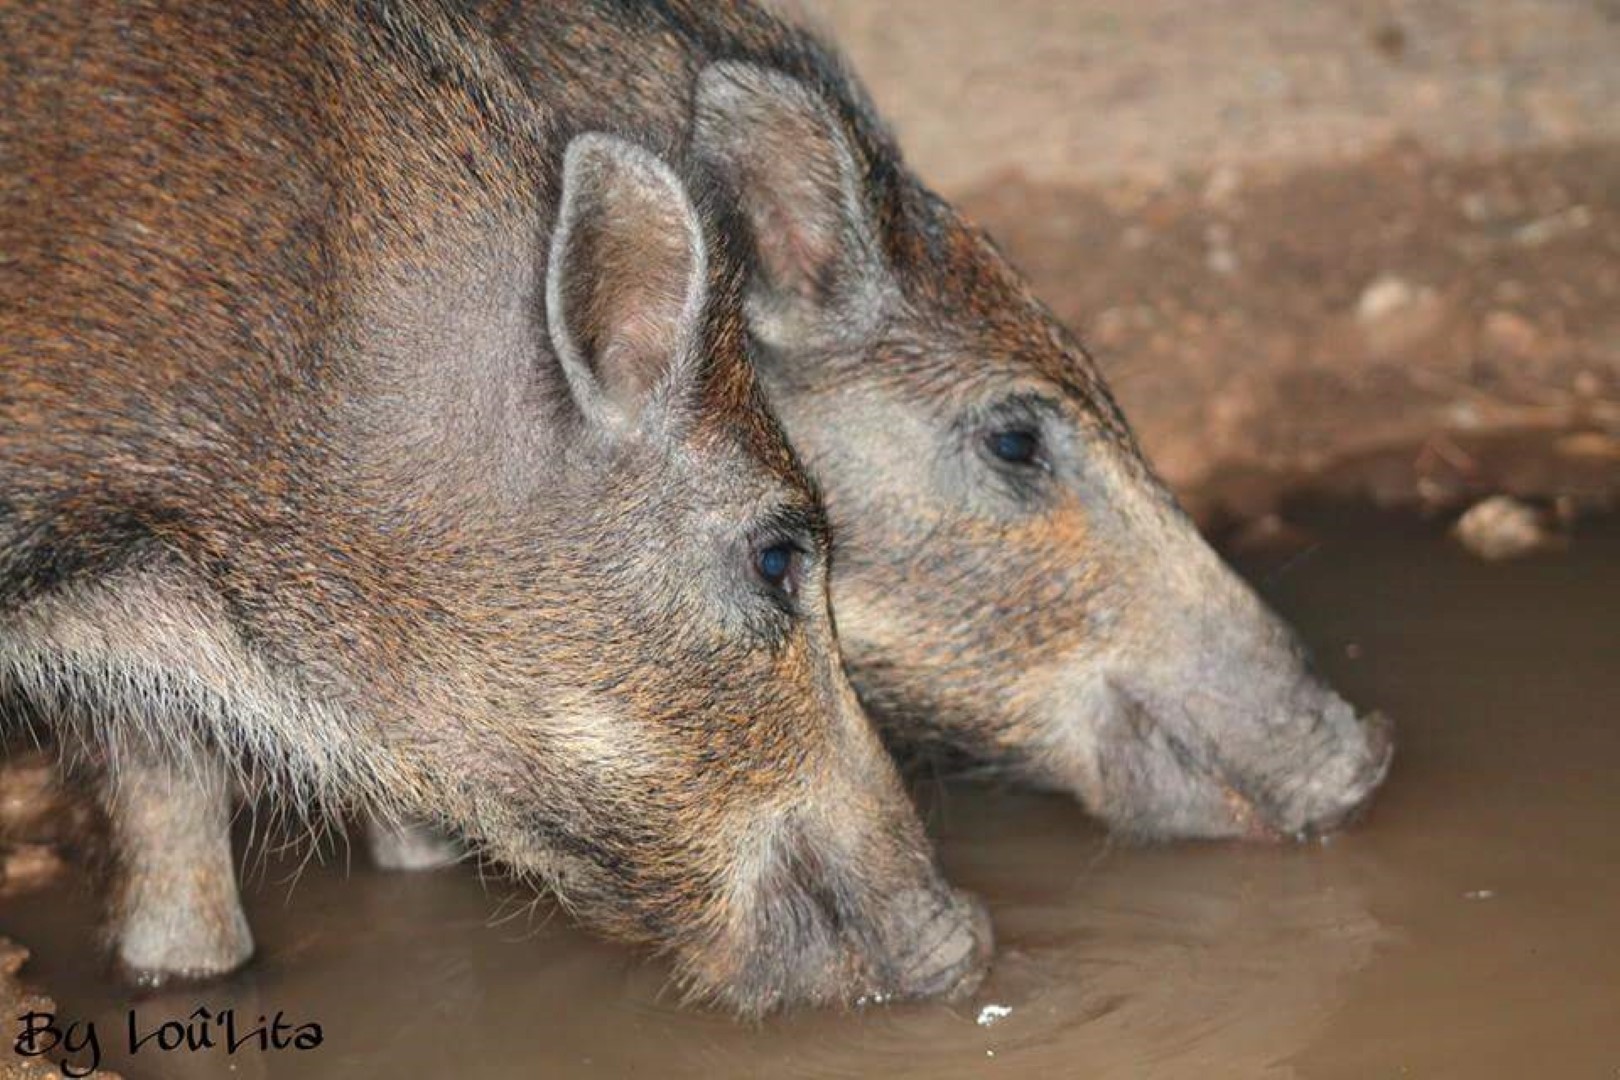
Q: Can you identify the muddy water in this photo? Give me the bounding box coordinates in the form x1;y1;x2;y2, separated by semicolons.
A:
4;507;1618;1078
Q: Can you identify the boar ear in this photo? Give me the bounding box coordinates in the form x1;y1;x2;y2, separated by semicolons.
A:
546;133;707;434
692;62;889;348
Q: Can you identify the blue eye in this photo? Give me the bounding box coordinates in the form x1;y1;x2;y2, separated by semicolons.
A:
755;542;798;593
987;428;1041;465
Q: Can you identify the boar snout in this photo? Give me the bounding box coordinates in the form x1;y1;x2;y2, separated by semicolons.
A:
1268;701;1394;838
875;886;993;1002
1199;664;1395;840
1049;495;1398;843
699;807;992;1014
1082;671;1394;844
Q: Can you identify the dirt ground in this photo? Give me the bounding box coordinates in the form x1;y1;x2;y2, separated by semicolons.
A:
0;936;65;1080
0;752;103;1080
805;0;1620;516
969;141;1620;518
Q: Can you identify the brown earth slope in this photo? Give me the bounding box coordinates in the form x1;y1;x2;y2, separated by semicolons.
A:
806;0;1620;514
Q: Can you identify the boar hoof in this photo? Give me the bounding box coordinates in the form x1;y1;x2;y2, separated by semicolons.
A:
115;905;254;987
365;817;462;871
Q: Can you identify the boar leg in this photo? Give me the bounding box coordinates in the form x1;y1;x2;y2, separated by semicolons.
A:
104;750;253;983
364;814;461;871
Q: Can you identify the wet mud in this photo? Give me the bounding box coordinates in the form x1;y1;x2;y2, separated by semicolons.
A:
1;505;1615;1077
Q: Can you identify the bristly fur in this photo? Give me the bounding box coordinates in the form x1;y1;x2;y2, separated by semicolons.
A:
473;0;1393;844
1;0;988;1013
0;564;405;822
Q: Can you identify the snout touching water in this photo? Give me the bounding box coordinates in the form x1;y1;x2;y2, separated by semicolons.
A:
2;0;1612;1072
1013;479;1400;845
1078;681;1394;843
881;888;995;1002
1280;706;1395;838
701;804;993;1013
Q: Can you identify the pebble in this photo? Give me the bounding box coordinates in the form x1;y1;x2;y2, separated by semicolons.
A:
1513;205;1592;247
0;845;63;896
1480;310;1539;358
1206;245;1239;276
1556;431;1620;461
1357;275;1418;323
1355;275;1444;355
1453;495;1558;561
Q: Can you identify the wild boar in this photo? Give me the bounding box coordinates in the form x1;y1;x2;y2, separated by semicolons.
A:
469;0;1394;840
0;0;989;1013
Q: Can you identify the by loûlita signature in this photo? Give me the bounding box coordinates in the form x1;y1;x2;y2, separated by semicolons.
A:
13;1005;322;1077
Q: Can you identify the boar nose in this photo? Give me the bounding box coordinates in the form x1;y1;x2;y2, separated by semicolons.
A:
1300;709;1395;837
881;887;993;1002
1261;703;1396;839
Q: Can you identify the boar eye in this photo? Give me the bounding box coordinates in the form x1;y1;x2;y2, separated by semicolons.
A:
986;428;1042;466
754;540;801;595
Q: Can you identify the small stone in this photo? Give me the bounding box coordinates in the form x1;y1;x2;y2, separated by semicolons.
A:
0;844;63;895
1206;246;1239;276
1201;165;1242;207
1513;205;1593;247
0;938;30;977
1459;191;1492;223
1356;275;1444;356
1453;496;1559;561
1417;475;1459;508
1556;431;1620;461
1481;311;1539;358
1445;400;1483;430
1356;275;1418;324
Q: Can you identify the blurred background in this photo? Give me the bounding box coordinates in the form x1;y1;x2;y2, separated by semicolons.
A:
799;0;1620;522
3;5;1617;1077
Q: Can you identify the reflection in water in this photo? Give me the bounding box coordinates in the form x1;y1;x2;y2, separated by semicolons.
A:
0;830;1389;1079
3;507;1617;1078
